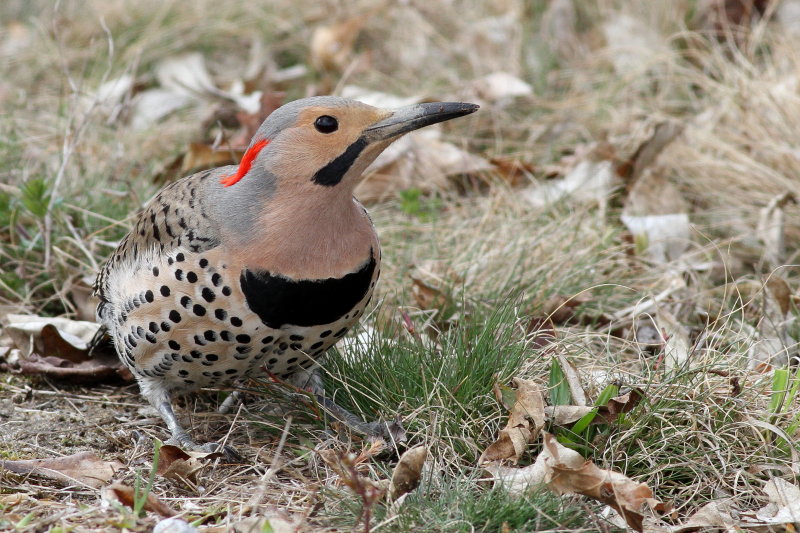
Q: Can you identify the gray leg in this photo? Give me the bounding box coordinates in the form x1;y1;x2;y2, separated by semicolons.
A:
157;400;198;449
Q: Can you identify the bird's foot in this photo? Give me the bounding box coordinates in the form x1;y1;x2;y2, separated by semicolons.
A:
164;432;244;462
312;395;407;443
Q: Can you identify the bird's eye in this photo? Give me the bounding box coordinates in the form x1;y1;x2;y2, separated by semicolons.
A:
314;115;338;134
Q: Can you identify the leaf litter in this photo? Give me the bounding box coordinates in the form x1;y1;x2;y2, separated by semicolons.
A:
3;1;800;531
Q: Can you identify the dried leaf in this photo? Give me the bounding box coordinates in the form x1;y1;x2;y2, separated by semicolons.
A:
603;14;669;76
155;52;218;99
310;15;370;72
668;499;739;532
389;446;427;500
757;191;796;267
522;160;617;209
230;91;285;148
617;121;684;182
543;434;669;532
156;445;218;487
0;451;123;489
486;431;583;492
2;314;131;383
554;353;586;406
656;309;691;370
479;378;546;465
544;405;594;425
621;167;691;264
103;482;176;517
131;89;193;131
749;276;794;370
228;516;300;533
472;71;532;103
489;156;535;187
79;74;135;118
753;478;800;525
490;434;669;531
525;317;557;351
596;389;644;421
69;276;101;322
357;128;491;204
153;518;201;533
181;143;243;175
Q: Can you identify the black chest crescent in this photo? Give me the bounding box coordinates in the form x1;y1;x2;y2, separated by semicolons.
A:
240;254;376;329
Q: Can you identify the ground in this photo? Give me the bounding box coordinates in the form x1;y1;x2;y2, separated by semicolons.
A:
2;0;800;531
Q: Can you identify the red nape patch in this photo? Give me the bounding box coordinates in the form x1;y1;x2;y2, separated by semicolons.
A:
220;138;270;187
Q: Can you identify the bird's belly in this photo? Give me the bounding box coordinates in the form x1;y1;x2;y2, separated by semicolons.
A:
109;247;378;392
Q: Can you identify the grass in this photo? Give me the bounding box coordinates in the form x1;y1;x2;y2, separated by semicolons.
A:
2;0;800;531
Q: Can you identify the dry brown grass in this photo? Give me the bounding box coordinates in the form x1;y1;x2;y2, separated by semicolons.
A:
2;0;800;531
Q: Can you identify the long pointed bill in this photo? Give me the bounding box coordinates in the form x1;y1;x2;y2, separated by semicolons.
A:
363;102;479;143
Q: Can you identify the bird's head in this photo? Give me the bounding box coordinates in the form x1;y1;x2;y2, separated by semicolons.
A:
219;96;478;195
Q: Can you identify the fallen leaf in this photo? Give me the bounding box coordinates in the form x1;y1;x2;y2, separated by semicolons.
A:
472;71;532;104
489;433;669;531
357;127;491;204
749;276;794;371
103;482;176;517
757;191;796;268
544;405;594;425
79;74;135;119
603;13;670;76
310;15;370;72
228;516;300;533
486;431;583;492
0;451;123;489
554;353;586;406
617;121;684;183
544;389;643;427
543;434;669;532
69;276;101;322
621;167;691;264
181;143;242;175
156;445;218;487
596;389;644;422
489;156;535;187
525;317;557;351
668;499;739;532
699;0;770;40
389;446;427;500
753;477;800;525
155;52;218;100
131;89;193;130
522;159;617;210
656;309;691;370
479;378;546;465
2;314;131;383
153;517;200;533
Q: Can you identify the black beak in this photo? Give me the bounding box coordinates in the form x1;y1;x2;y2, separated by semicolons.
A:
364;102;479;142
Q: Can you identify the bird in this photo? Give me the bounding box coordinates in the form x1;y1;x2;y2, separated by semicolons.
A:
93;96;479;451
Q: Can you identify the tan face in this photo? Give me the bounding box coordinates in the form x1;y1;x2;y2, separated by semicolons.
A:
267;104;392;190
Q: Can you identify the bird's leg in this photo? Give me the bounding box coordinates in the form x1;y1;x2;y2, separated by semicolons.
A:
313;395;406;442
218;389;243;414
157;400;198;449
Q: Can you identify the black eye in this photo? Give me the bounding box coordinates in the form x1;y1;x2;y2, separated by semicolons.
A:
314;115;338;134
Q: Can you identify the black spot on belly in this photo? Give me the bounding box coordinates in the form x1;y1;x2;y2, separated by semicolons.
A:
240;252;376;328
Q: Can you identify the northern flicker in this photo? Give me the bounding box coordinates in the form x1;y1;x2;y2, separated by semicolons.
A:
94;96;478;450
